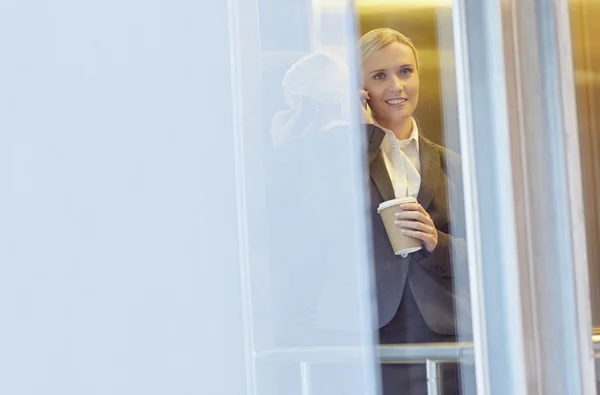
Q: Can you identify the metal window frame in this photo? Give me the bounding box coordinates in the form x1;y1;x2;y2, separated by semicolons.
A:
452;0;597;393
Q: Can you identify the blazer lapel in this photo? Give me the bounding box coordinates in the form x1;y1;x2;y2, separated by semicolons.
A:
367;125;395;202
417;136;441;211
367;124;386;164
370;150;395;203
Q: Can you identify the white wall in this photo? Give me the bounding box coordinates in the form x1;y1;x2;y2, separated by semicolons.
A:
0;1;247;394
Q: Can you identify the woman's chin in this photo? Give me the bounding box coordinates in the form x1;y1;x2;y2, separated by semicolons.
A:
379;113;412;126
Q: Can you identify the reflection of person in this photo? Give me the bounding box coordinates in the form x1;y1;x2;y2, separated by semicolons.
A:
266;52;359;348
269;52;351;148
360;28;470;395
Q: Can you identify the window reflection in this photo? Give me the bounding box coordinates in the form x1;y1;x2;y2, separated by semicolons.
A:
267;51;358;347
269;52;351;148
261;42;375;395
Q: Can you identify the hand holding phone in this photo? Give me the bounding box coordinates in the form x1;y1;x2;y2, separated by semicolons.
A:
360;89;374;124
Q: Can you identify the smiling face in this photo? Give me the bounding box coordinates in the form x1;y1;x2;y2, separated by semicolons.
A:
361;41;420;130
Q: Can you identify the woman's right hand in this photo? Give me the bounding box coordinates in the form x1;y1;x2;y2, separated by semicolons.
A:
360;89;374;124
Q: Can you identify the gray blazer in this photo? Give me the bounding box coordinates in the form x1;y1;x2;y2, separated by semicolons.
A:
367;124;471;335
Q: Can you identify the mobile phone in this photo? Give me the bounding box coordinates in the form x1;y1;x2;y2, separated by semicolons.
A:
360;88;370;109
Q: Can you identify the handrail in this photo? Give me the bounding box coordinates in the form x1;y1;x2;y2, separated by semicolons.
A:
256;342;475;364
378;343;475;364
258;339;600;363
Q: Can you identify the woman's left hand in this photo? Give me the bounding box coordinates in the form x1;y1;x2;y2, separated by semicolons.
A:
395;202;438;253
359;89;374;124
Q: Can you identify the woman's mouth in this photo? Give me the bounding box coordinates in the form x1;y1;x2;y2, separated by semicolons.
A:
385;98;408;107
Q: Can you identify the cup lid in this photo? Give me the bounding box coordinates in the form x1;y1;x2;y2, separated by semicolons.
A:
377;197;417;213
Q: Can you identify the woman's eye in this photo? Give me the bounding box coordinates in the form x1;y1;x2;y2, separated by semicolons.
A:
399;67;413;76
373;72;385;80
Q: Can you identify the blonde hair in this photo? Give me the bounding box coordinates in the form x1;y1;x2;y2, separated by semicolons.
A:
358;28;419;70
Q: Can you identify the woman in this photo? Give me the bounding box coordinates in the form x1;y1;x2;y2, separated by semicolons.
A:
359;28;472;395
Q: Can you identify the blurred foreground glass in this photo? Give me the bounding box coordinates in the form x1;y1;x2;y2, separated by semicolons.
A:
228;0;380;394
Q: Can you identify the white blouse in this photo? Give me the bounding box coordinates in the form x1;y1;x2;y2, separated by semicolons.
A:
377;118;421;199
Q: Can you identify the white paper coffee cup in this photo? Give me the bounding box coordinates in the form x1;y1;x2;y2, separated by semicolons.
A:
377;197;423;256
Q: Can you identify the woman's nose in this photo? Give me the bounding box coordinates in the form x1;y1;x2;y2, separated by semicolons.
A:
389;75;404;91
